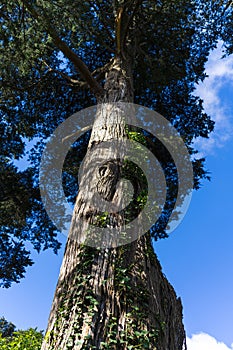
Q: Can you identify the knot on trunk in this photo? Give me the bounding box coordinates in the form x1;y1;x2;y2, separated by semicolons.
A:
96;160;121;201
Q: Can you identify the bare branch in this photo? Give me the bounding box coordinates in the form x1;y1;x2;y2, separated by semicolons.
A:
42;61;86;87
62;126;91;143
42;59;113;88
92;59;114;81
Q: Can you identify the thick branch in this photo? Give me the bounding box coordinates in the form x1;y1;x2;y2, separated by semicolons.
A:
114;0;142;59
22;0;104;97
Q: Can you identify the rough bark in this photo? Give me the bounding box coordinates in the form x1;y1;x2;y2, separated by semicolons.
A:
41;55;187;350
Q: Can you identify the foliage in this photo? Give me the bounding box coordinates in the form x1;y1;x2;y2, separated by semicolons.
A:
43;242;164;349
0;0;233;286
44;245;97;348
0;317;43;350
0;318;15;338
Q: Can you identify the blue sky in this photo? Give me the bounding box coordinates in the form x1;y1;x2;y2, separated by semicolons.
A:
155;41;233;349
1;42;233;349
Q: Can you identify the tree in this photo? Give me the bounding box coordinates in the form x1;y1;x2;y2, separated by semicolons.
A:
1;0;232;349
0;317;43;350
0;317;16;338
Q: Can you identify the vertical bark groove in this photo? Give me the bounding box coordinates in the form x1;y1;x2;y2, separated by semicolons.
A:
41;55;187;350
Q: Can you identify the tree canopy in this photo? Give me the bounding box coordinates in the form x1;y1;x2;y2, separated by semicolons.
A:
0;317;43;349
0;317;16;338
1;0;233;287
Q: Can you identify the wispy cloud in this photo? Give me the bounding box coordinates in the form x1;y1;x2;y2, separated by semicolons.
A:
187;333;233;350
194;41;233;155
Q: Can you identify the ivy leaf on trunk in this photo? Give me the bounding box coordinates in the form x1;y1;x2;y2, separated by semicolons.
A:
1;0;232;349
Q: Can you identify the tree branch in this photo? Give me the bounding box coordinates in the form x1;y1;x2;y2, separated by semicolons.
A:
220;0;233;16
113;0;142;58
22;0;104;97
42;60;113;88
121;0;142;53
87;0;115;44
42;61;86;87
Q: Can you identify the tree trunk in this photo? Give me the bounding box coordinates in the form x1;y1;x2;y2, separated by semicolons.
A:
41;55;187;350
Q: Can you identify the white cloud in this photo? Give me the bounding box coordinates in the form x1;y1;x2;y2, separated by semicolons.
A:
187;333;233;350
194;41;233;155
